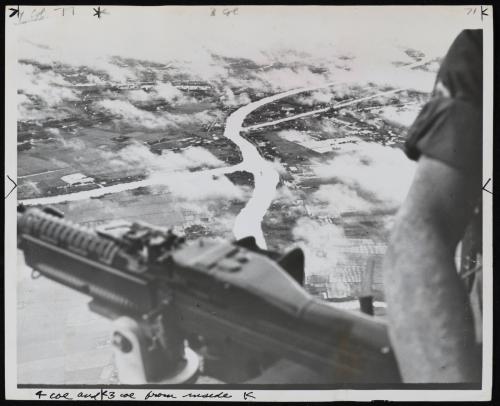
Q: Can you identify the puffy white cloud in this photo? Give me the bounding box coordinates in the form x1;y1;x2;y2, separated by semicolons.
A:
311;183;372;217
159;172;245;201
86;74;106;85
96;97;215;130
126;89;152;102
221;88;252;107
18;63;79;107
292;217;348;276
295;89;334;106
155;82;199;106
127;82;201;107
277;129;312;144
18;93;30;105
270;159;288;177
45;127;60;136
315;118;350;138
114;142;225;174
96;61;135;83
154;82;183;101
17;93;33;121
57;137;86;150
180;57;230;83
312;139;416;209
255;67;329;92
180;146;225;168
17;69;77;121
96;99;174;129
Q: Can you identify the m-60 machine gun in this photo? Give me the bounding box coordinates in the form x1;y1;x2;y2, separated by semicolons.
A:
17;205;402;384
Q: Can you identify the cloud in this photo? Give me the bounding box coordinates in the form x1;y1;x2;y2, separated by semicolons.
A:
18;63;79;106
127;82;202;107
311;184;372;217
295;89;334;106
96;96;216;130
15;7;468;68
49;135;227;184
56;136;86;150
179;57;230;84
221;88;252;107
126;89;153;102
312;139;416;210
270;159;289;177
253;67;329;92
292;217;349;276
169;110;218;128
17;63;80;121
159;172;246;201
96;99;176;129
111;142;225;174
154;82;184;101
97;61;135;83
86;74;106;85
277;129;312;144
315;118;350;138
18;93;30;105
18;93;34;121
45;127;61;136
14;6;472;101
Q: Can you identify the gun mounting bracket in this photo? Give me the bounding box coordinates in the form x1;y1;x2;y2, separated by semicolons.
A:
111;316;200;384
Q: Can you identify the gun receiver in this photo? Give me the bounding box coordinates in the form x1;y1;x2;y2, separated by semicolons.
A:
17;205;401;384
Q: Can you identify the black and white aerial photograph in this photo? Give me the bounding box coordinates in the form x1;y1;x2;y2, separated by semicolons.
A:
5;5;493;402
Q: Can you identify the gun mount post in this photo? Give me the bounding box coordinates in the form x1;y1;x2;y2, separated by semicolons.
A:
111;317;200;384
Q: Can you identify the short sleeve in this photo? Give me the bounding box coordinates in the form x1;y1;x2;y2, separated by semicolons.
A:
404;30;483;181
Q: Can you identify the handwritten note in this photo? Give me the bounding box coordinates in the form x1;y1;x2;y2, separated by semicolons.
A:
53;7;75;17
482;178;492;195
33;389;255;401
10;6;109;25
15;7;47;25
210;7;239;17
93;6;107;19
5;175;17;199
8;6;20;18
465;6;489;21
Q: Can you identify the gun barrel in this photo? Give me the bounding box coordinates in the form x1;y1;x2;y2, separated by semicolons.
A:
17;207;155;316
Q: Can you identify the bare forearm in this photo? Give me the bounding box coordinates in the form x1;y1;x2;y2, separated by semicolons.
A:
384;216;479;383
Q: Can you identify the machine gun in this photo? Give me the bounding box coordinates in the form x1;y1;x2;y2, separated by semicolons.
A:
17;205;402;384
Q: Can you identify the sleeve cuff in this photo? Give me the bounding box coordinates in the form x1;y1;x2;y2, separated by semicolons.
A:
404;97;482;180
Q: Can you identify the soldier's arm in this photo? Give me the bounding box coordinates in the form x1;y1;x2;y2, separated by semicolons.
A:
383;155;481;383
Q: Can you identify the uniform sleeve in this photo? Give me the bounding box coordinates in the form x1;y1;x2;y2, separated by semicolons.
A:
404;30;483;181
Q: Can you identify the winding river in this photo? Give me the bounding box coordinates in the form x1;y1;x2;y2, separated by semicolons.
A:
19;82;342;249
19;80;413;250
